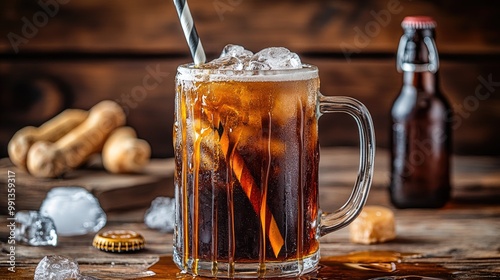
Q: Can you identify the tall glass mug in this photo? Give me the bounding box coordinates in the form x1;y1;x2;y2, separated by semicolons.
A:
173;64;375;278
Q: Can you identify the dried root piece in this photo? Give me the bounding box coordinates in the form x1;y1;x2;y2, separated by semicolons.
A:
349;205;396;245
27;100;126;178
8;109;88;169
102;126;151;174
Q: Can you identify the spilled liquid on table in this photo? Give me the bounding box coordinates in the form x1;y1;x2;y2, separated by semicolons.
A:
149;251;453;279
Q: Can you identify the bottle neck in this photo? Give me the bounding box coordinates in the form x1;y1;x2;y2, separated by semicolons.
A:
403;70;439;94
399;27;439;94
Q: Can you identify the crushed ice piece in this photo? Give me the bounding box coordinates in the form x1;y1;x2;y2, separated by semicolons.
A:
248;47;302;70
199;44;253;70
246;60;272;71
144;197;175;232
40;186;106;236
220;44;253;59
15;211;57;246
34;255;80;280
200;44;302;71
202;56;246;70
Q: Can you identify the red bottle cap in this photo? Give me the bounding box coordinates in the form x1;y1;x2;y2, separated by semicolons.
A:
401;16;436;29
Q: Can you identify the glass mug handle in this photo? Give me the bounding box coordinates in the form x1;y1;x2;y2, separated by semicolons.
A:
318;95;376;236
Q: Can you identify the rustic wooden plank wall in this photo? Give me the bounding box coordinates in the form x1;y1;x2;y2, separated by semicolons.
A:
1;0;499;157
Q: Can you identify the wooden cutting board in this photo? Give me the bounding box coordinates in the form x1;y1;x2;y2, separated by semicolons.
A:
0;156;175;214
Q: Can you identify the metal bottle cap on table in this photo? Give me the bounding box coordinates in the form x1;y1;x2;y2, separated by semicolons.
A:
92;230;145;253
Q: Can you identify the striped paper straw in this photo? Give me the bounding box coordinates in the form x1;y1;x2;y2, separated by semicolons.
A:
173;0;206;65
216;123;284;257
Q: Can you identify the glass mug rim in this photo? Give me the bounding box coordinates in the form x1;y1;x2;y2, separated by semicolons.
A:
176;63;319;82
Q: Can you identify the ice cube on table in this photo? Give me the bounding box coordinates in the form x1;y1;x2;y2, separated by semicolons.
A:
15;211;57;246
144;197;175;232
34;255;80;280
34;255;99;280
248;47;302;70
40;186;106;236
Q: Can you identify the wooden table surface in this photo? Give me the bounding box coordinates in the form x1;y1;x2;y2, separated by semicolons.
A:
1;148;499;279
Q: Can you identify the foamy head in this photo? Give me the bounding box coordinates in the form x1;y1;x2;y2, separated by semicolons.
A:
177;44;318;82
177;64;318;82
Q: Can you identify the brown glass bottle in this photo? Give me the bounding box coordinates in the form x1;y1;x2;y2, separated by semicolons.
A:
389;16;452;208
